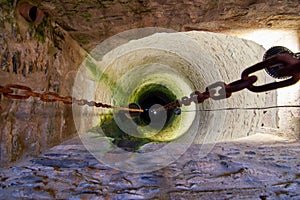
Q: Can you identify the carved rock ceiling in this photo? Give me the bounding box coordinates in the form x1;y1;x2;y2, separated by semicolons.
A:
39;0;300;50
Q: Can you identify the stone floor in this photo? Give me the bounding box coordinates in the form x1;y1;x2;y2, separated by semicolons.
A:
0;135;299;199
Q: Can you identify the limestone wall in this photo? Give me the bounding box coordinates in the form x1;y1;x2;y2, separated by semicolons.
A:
0;1;85;165
39;0;300;51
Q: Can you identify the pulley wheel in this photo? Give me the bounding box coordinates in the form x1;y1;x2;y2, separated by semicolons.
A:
263;46;294;79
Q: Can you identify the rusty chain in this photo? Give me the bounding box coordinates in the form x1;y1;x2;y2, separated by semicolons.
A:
160;52;300;111
1;49;299;114
0;84;144;113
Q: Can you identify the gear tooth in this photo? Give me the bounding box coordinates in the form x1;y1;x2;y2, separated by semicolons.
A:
263;46;294;79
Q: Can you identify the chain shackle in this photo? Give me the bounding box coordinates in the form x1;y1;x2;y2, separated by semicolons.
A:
205;81;227;100
201;75;258;101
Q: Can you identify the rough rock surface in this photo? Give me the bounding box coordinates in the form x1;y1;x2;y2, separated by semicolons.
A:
0;1;86;165
0;136;299;199
39;0;300;50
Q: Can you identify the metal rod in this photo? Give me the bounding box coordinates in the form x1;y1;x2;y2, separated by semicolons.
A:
181;105;300;112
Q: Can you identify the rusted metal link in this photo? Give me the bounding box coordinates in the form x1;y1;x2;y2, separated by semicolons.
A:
276;57;300;77
225;76;258;97
158;90;211;112
161;102;178;111
2;84;32;99
1;49;299;114
62;96;73;104
158;52;299;112
40;91;61;102
0;86;13;94
64;98;110;108
242;54;300;92
72;99;88;106
0;84;143;112
94;102;107;107
176;91;210;107
71;99;108;108
194;91;210;103
26;91;43;98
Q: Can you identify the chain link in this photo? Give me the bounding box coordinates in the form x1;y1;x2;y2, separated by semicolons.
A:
160;53;300;111
0;84;144;113
0;86;13;95
2;84;32;99
1;51;299;114
242;53;300;92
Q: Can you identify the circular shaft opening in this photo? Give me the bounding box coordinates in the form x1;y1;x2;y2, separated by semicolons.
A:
137;84;177;128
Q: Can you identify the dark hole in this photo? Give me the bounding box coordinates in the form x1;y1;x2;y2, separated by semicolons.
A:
12;54;18;74
128;103;142;118
29;6;38;22
100;84;177;152
28;63;33;73
138;84;177;128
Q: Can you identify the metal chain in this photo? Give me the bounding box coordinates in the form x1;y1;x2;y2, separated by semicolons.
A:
160;53;300;111
1;52;299;114
0;84;144;113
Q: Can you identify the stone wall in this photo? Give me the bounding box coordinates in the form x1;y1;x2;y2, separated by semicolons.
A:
0;0;86;165
38;0;300;50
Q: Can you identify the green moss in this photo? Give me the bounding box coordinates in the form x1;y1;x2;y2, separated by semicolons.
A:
85;55;117;90
82;12;92;19
7;16;14;26
34;15;51;43
35;27;45;42
0;0;14;8
91;115;153;151
94;83;180;150
75;34;91;45
99;112;114;125
85;56;99;77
